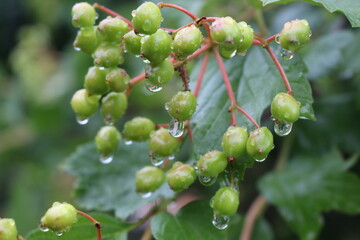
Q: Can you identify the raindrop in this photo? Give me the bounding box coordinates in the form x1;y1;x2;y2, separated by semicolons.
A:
131;10;136;17
95;13;99;20
239;35;244;43
73;46;81;51
124;140;133;145
164;102;169;111
150;154;165;166
212;215;230;230
39;225;49;232
56;232;63;236
135;55;141;58
145;80;162;92
169;119;184;138
229;50;237;58
270;115;276;121
255;157;266;162
98;66;105;70
140;192;152;199
168;155;175;161
76;116;89;125
198;175;216;186
280;48;294;60
99;154;113;164
142;58;150;64
275;34;281;44
274;121;293;136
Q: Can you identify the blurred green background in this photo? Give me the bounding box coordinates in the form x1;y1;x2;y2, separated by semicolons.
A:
0;0;359;239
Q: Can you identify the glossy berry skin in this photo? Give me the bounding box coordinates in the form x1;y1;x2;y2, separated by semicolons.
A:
196;150;228;177
106;68;129;92
97;17;129;43
101;92;127;124
145;58;174;87
218;44;237;59
141;29;172;65
173;25;203;60
221;126;248;158
0;218;17;240
95;126;121;155
279;19;311;52
72;2;97;28
246;127;274;160
167;91;197;121
132;2;162;35
93;43;124;68
271;92;301;123
149;128;180;157
210;17;241;49
236;21;254;53
210;187;239;217
166;162;196;192
84;66;109;95
123;31;142;55
123;117;155;141
73;27;98;54
40;202;77;232
70;89;100;120
135;166;165;193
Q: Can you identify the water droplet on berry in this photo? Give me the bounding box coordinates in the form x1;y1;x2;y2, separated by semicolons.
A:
274;121;293;136
131;10;136;17
212;214;230;230
150;154;165;166
255;157;266;162
169;119;184;138
198;175;216;186
142;58;151;64
56;232;63;236
239;35;244;43
73;46;81;51
76;116;89;125
237;51;247;56
99;154;113;164
39;225;49;232
280;48;294;60
275;34;281;44
140;192;152;198
164;102;169;111
124;140;133;145
168;155;175;161
230;50;237;58
98;66;106;70
270;115;276;121
104;118;115;126
145;80;162;92
95;13;99;20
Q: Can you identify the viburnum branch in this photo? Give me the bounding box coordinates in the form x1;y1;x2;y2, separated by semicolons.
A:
77;210;102;240
175;65;190;91
194;52;210;97
235;106;260;129
93;3;133;28
155;123;170;129
126;72;146;96
266;34;278;43
157;2;198;20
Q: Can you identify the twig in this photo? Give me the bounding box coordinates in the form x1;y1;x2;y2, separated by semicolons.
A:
194;52;210;97
157;2;198;20
93;3;133;28
235;106;260;129
77;210;102;240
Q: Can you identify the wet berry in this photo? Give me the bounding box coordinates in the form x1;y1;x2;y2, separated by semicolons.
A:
72;2;97;28
271;92;301;123
73;27;98;54
173;25;203;60
196;150;228;177
246;127;274;161
149;128;180;157
145;58;174;87
95;126;121;156
141;29;172;65
106;68;130;92
0;218;17;240
210;187;239;216
135;166;165;193
221;126;248;158
167;91;197;121
166;162;196;192
122;117;155;141
96;17;129;43
40;202;77;232
100;92;127;124
132;2;162;35
84;66;109;95
279;19;311;52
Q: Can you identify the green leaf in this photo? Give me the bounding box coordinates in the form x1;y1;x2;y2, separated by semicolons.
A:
151;200;273;240
26;212;130;240
190;45;314;158
261;0;360;27
258;149;360;240
63;141;174;219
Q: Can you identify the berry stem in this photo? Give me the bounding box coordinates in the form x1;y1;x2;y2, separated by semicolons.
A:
93;3;133;28
77;210;102;240
157;2;198;20
234;106;260;129
194;52;210;97
126;72;146;96
155;123;170;128
252;39;262;45
213;48;237;125
264;46;293;95
266;34;278;43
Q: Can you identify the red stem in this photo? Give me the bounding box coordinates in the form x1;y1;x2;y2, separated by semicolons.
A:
266;34;278;43
213;49;237;125
126;72;146;97
93;3;133;28
194;52;210;97
235;106;260;129
77;210;102;240
156;124;170;129
157;2;198;20
265;47;293;95
252;39;262;45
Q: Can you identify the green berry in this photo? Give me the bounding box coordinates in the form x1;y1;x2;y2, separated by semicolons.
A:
70;89;100;120
132;2;162;35
221;126;248;158
246;127;274;160
123;117;155;141
123;30;142;55
145;58;174;87
84;66;109;95
135;166;165;193
166;162;196;192
218;44;237;59
93;42;124;68
72;2;97;28
40;202;77;232
210;17;241;49
173;25;203;60
106;68;129;92
196;150;227;177
167;91;197;121
271;92;301;123
101;92;127;124
73;27;98;54
236;21;254;53
0;218;17;240
96;17;129;43
141;29;172;65
279;19;311;52
210;187;239;216
149;128;180;157
95;126;121;156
